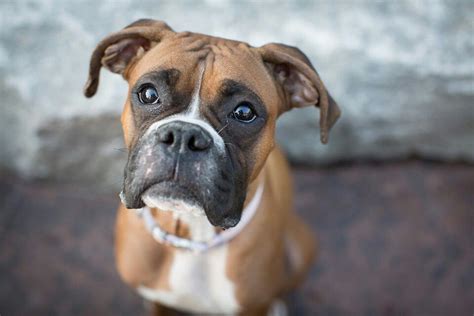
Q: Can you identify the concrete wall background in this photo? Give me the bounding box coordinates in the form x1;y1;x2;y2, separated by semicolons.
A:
0;0;473;188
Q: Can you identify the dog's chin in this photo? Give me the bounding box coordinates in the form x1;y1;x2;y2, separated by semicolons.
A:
141;194;207;218
130;181;243;229
141;183;206;218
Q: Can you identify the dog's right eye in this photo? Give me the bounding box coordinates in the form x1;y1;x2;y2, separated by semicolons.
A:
137;85;160;105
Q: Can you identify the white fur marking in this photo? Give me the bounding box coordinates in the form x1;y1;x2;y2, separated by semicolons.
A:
176;209;216;242
186;65;206;118
137;245;240;314
142;194;206;218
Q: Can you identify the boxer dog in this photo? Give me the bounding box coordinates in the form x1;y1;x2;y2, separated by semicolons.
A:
84;19;340;315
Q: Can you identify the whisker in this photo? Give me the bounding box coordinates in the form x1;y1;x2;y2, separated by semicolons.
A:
217;123;229;135
224;142;238;150
114;147;129;153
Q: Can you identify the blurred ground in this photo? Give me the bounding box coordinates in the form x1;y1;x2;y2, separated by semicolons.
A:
0;161;473;316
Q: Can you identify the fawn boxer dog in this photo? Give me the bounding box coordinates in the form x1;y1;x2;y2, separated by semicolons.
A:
84;19;340;315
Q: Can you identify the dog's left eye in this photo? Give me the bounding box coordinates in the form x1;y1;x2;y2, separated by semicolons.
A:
138;85;160;105
231;103;257;123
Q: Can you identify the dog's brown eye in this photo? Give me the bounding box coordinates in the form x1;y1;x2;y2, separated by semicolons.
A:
138;85;160;104
232;103;256;123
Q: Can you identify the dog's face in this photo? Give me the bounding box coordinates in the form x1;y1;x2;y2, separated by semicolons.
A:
85;19;340;228
119;36;281;229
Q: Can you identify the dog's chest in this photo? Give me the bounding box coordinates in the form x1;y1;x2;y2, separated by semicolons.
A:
136;214;240;314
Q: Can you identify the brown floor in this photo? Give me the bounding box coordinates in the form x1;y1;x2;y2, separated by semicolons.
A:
0;161;473;316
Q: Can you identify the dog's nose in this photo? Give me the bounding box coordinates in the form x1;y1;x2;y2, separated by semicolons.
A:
157;121;213;152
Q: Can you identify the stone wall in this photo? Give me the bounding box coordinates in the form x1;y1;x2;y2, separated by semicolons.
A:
0;1;472;188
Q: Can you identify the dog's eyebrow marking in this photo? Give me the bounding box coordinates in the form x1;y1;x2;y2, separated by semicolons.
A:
220;79;258;97
218;79;267;113
186;64;206;118
220;80;244;96
135;68;180;87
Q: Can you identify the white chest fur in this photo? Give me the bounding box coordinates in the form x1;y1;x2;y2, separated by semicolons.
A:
136;213;240;314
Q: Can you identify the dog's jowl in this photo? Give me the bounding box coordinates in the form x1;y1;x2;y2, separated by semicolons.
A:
85;19;340;315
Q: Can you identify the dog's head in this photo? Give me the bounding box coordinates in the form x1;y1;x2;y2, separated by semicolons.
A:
84;19;340;229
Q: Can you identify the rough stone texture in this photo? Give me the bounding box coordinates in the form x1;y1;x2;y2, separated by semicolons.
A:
37;115;127;189
0;1;473;185
1;162;473;315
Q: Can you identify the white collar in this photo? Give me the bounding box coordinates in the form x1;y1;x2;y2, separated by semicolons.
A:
135;182;264;253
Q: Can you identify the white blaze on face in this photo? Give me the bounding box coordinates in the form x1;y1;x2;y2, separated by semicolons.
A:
186;64;206;118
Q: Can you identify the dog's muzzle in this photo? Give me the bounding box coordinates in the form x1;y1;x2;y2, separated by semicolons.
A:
120;120;247;229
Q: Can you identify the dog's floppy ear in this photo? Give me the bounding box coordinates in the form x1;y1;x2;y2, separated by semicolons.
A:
258;43;341;144
84;19;174;98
